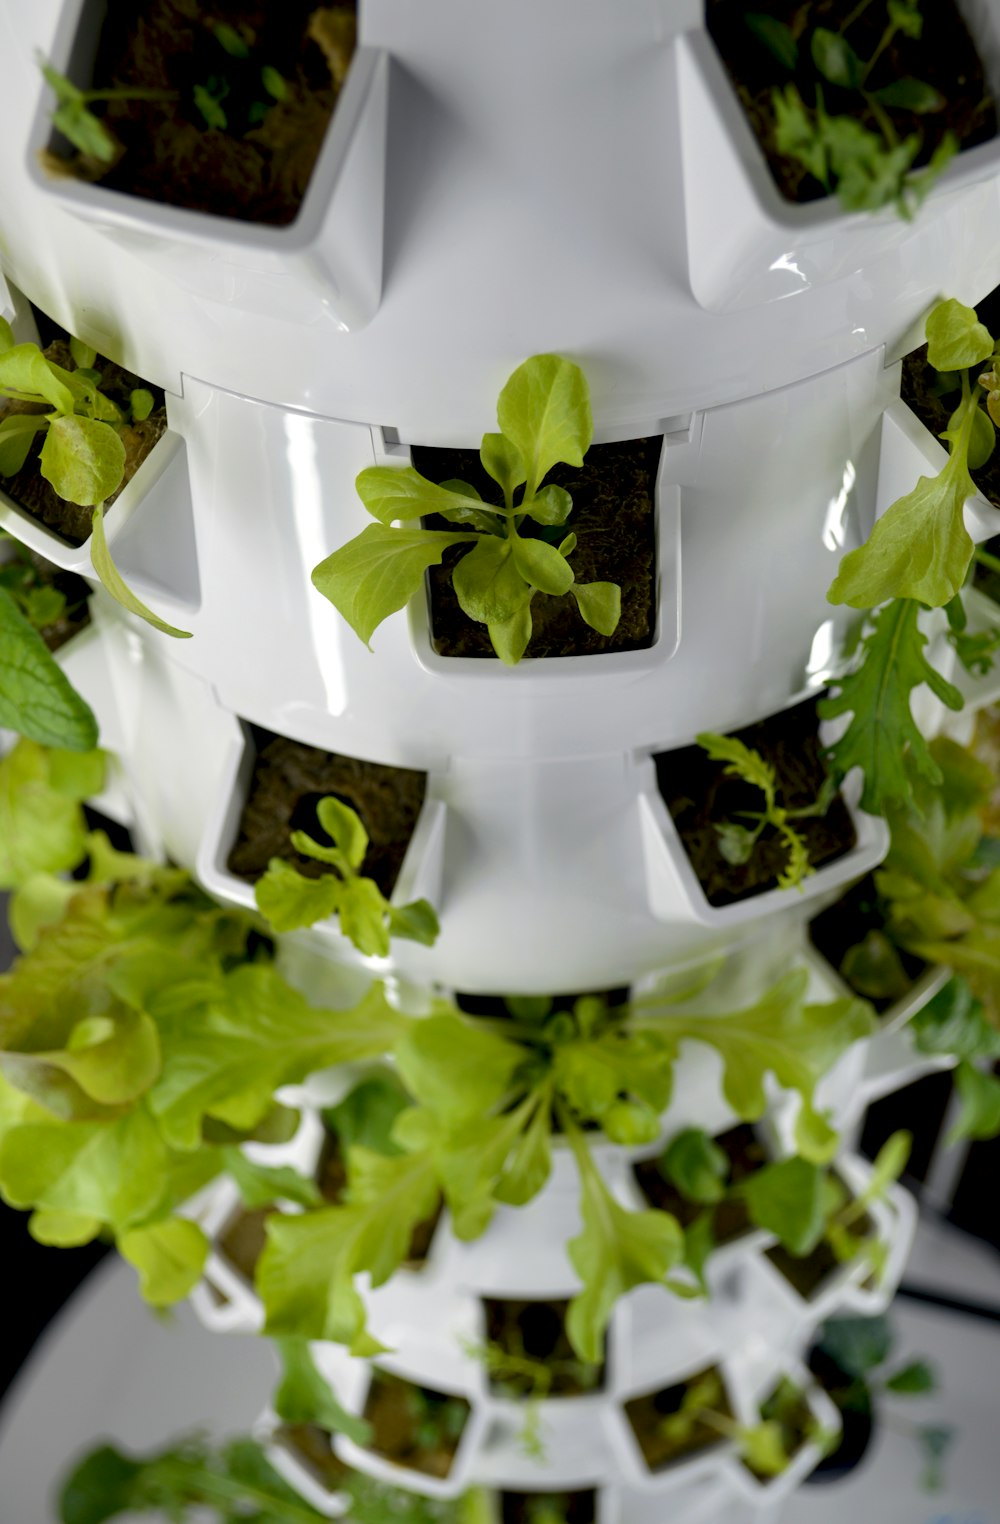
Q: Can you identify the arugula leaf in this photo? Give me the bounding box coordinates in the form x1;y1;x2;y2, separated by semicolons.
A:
743;1156;827;1254
273;1337;373;1447
118;1216;209;1305
0;739;102;888
311;522;477;648
0;588;98;751
565;1125;683;1363
149;967;406;1150
819;599;963;813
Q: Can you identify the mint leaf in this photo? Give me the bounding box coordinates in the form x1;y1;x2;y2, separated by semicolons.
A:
817;1313;892;1379
819;599;963;813
0;588;98;751
386;898;440;946
312;522;476;647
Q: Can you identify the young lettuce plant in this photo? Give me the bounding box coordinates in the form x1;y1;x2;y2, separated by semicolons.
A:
0;738;407;1306
0;535;97;750
0;318;190;638
656;1367;806;1479
258;975;872;1363
829;299;1000;611
696;731;836;889
311;354;621;665
253;793;439;955
750;0;956;218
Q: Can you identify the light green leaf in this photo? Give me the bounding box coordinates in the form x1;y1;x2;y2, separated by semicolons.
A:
659;1129;728;1205
39;415;125;507
828;434;977;610
566;1140;683;1363
273;1338;372;1447
0;318;14;353
386;898;440;946
947;1062;1000;1144
315;796;368;870
742;1420;792;1477
524;484;574;526
743;1156;827;1254
926;299;995;372
697;733;777;811
489;603;534;664
0;413;48;476
819;599;963;814
954;401;995;471
90;507;192;638
337;876;390;957
480;433;526;502
0;343;75;414
452;534;532;624
395;1013;523;1124
254;858;342;933
29;1209;101;1246
571;580;620;636
0;1105;168;1233
511;535;574;596
496;355;593;496
149;968;406;1150
68;337;97;370
119;1216;209;1305
0;739;96;888
220;1147;321;1211
356;465;485;525
312;521;475;648
0;997;160;1115
129;389;154;423
0;588;98;752
8;872;78;952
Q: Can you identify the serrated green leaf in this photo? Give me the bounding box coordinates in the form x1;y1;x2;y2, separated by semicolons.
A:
0;997;160;1115
254;858;342;933
496;354;592;496
912;978;1000;1060
0;588;98;752
312;522;475;648
926;299;995;372
697;733;777;811
119;1216;209;1305
90;507;192;638
819;600;963;814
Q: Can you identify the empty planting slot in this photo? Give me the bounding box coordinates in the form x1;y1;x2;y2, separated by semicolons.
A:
411;437;662;660
704;0;996;207
481;1298;605;1398
623;1364;734;1473
216;1203;281;1286
653;697;856;908
632;1123;771;1246
360;1370;471;1481
226;724;428;900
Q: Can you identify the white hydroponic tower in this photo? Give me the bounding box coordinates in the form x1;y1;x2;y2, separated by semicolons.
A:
3;3;1000;1520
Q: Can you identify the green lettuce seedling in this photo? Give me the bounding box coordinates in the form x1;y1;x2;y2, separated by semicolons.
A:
696;731;836;890
657;1367;807;1479
311;354;621;665
829;299;1000;610
38;57;178;164
253;793;439;956
0;318;190;638
750;0;956;219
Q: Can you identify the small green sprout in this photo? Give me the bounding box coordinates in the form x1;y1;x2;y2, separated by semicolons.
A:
253;793;440;957
696;732;836;890
38;57;177;163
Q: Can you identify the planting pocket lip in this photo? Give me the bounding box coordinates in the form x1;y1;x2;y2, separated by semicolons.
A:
26;0;389;330
676;14;1000;314
195;721;446;965
637;701;889;929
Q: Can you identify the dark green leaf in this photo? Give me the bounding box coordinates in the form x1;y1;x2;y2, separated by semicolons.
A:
947;1061;1000;1144
0;588;98;752
871;78;944;113
817;1314;893;1379
885;1359;936;1394
745;14;798;69
274;1337;372;1446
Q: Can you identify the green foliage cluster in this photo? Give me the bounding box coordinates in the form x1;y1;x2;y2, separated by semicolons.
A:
257;977;873;1364
311;355;621;665
696;731;835;890
658;1125;909;1288
749;0;956;217
0;317;189;639
0;532;97;751
253;793;439;955
656;1366;811;1480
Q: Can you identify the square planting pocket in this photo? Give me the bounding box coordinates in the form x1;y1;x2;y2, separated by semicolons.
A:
632;1122;771;1248
481;1297;606;1398
501;1492;598;1524
411;438;662;661
623;1364;735;1474
360;1370;472;1482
